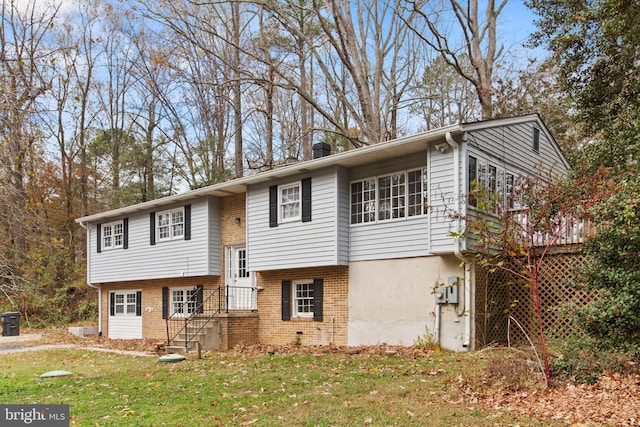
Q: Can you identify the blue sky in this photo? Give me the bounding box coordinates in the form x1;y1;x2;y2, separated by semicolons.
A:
499;1;548;61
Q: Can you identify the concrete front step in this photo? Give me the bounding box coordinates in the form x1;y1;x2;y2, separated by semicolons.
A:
168;319;221;353
166;345;194;354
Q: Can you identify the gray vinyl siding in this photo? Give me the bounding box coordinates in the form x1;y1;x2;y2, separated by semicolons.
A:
348;152;432;261
88;198;220;283
247;167;347;271
336;167;350;265
350;217;430;261
429;143;458;254
461;119;569;252
465;121;569;175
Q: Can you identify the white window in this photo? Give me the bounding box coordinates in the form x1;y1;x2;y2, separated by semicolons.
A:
112;291;137;316
103;221;124;250
468;155;521;211
407;169;428;217
350;168;427;225
378;173;405;221
279;182;301;222
170;287;199;317
350;178;376;224
236;249;250;278
157;208;184;241
293;280;314;318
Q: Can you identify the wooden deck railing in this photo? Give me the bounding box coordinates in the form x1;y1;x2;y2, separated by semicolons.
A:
510;210;595;247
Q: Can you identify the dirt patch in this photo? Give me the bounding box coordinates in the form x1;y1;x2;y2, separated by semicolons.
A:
0;333;42;345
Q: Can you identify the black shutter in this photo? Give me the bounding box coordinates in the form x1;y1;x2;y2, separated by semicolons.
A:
281;280;291;321
162;287;169;319
313;278;323;322
195;284;203;313
269;185;278;227
97;224;102;253
184;205;191;240
150;212;156;245
302;178;312;222
123;218;129;249
136;291;142;316
110;292;115;316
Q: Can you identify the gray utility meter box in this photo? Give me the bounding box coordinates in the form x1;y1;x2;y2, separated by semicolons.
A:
435;277;459;304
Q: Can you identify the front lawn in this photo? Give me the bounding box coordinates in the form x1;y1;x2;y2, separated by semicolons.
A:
0;346;551;426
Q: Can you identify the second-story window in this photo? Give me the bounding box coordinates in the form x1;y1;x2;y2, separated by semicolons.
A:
279;182;301;222
378;173;406;220
157;208;184;241
350;168;427;225
269;179;311;227
103;221;124;250
468;155;522;210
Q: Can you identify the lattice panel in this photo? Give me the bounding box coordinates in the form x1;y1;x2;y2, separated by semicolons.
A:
475;252;597;348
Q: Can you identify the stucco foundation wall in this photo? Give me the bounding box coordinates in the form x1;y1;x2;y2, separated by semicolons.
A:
256;266;348;346
98;276;222;341
348;255;470;351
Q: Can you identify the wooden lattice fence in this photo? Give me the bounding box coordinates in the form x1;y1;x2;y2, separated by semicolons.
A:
475;251;598;348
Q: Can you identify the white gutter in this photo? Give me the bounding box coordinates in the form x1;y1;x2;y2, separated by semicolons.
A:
77;220;102;336
445;132;472;350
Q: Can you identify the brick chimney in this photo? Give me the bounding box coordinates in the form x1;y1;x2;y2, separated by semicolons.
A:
312;142;331;159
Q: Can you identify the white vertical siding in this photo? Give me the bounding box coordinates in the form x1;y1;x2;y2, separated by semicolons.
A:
89;198;220;283
247;167;345;271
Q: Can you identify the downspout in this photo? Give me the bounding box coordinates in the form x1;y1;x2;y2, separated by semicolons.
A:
445;132;472;350
78;221;102;336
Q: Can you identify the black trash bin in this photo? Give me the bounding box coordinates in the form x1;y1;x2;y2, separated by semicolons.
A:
2;312;20;336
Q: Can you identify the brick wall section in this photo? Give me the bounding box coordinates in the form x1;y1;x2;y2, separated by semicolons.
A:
99;193;246;341
256;266;349;346
221;193;246;247
99;194;351;349
99;276;222;341
217;313;259;349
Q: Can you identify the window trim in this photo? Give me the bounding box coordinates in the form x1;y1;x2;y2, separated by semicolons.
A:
467;154;522;211
350;167;427;226
102;220;124;250
110;290;141;317
169;286;200;318
278;181;302;223
532;127;540;153
156;207;185;242
292;280;315;318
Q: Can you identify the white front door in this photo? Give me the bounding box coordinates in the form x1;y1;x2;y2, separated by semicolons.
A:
225;246;256;310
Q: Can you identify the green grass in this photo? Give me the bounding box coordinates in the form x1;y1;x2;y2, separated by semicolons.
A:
0;348;558;426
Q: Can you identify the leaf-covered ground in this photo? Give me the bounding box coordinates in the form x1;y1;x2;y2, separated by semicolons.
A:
4;328;639;426
464;371;640;426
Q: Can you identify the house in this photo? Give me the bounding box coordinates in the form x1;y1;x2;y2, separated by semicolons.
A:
75;114;570;352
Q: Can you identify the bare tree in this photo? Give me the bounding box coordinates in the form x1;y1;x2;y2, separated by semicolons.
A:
268;0;422;145
404;0;507;119
0;0;58;311
409;55;479;129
